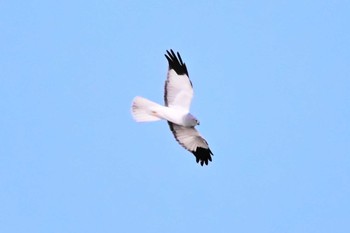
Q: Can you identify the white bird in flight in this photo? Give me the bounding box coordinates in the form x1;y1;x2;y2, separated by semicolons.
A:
131;50;213;166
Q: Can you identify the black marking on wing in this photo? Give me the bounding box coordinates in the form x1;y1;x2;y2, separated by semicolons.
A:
164;83;169;107
165;49;189;76
164;49;192;106
193;147;213;166
168;122;213;166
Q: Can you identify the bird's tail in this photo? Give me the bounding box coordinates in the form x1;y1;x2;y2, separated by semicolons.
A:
131;96;163;122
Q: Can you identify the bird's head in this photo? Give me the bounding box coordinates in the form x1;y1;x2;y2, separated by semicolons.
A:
185;113;200;127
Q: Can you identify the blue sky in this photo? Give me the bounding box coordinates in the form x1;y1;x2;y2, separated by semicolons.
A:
1;1;349;232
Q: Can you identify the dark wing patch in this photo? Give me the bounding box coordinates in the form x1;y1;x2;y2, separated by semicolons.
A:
168;122;213;166
164;49;189;76
193;147;213;166
164;49;192;107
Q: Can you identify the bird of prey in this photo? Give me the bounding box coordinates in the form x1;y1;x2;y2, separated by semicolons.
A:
131;50;213;166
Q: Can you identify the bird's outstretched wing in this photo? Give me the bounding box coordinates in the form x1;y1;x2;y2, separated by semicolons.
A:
168;123;213;166
164;50;193;111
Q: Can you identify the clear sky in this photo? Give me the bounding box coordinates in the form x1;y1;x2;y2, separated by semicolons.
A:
1;1;349;232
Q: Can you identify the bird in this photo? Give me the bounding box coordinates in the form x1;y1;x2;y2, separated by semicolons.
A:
131;49;213;166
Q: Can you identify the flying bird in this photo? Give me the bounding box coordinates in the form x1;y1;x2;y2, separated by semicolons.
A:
131;50;213;166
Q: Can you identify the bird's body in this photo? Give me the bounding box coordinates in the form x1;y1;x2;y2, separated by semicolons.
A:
132;96;198;127
131;50;213;166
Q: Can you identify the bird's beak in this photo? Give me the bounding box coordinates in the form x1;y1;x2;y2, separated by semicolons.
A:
197;121;200;125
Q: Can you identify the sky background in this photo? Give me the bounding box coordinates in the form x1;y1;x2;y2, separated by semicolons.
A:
1;1;349;232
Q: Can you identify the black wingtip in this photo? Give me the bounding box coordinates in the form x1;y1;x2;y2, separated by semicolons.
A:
164;49;189;76
193;147;213;166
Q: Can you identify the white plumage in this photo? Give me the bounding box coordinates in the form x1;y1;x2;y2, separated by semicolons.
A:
131;50;213;166
131;96;162;122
